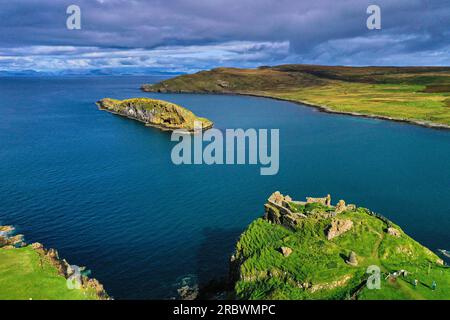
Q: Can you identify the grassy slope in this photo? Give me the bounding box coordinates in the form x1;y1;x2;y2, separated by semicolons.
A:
233;205;449;300
97;97;213;131
142;65;450;127
0;246;99;300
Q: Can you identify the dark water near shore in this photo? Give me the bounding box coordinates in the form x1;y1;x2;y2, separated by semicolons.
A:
0;76;449;299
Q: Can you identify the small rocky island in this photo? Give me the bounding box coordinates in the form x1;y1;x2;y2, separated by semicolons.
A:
230;192;449;300
97;98;213;132
0;225;108;300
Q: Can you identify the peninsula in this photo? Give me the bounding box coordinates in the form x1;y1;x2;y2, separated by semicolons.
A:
0;225;108;300
97;98;213;132
230;192;449;300
141;65;450;129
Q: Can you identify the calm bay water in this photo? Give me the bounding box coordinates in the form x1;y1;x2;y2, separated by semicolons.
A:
0;76;449;299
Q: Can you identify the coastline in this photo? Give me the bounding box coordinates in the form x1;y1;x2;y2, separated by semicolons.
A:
141;88;450;131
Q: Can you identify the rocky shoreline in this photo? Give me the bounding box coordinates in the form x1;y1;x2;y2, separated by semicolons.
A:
0;225;109;300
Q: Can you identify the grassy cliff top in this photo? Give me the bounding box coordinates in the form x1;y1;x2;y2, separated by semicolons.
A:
142;65;450;128
97;97;213;131
0;246;100;300
232;192;449;300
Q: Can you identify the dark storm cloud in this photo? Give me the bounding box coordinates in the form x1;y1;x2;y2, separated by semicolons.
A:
0;0;449;71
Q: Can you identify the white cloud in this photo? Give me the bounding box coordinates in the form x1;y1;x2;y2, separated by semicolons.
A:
0;41;291;73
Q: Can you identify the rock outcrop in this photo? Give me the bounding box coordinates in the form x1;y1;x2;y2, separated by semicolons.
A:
279;247;293;257
306;194;331;206
387;227;401;237
265;191;306;230
346;251;358;266
0;226;25;248
96;98;213;132
326;219;353;240
335;200;347;214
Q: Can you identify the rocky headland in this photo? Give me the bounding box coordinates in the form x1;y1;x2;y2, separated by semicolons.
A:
96;97;213;132
229;192;449;300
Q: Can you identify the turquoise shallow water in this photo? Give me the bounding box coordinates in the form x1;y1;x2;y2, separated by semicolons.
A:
0;76;449;299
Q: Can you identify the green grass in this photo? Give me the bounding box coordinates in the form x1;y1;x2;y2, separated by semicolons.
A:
142;65;450;127
0;246;99;300
232;206;450;300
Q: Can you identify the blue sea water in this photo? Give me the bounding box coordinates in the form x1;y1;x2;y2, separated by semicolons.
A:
0;76;449;299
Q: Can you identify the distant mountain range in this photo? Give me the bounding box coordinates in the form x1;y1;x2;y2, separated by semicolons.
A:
0;68;185;77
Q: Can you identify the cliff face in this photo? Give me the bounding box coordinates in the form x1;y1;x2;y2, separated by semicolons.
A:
231;192;449;300
97;98;213;132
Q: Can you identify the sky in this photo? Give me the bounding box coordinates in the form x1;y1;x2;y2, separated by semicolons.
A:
0;0;449;74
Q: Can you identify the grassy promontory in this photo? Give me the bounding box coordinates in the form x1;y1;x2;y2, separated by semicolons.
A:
97;97;213;132
0;226;108;300
230;192;449;300
142;65;450;129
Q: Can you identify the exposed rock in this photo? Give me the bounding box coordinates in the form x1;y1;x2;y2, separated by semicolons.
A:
387;227;401;237
346;251;358;266
0;226;25;248
177;285;199;300
335;200;347;214
0;236;6;247
84;278;108;299
0;225;15;234
8;234;25;247
265;191;307;230
216;79;230;88
31;242;44;250
327;219;353;240
279;247;293;257
306;194;331;206
268;191;284;205
46;248;59;259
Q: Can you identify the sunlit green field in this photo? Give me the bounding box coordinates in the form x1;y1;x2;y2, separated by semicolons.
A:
271;82;450;127
142;65;450;127
0;246;99;300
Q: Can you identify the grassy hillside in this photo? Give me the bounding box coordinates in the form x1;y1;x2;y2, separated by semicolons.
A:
0;246;99;300
97;97;213;131
142;65;450;128
231;193;449;300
